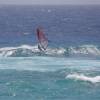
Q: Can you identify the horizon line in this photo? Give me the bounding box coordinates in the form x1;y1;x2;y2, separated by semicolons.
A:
0;3;100;6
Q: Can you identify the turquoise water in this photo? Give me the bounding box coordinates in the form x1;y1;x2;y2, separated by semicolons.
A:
0;57;100;100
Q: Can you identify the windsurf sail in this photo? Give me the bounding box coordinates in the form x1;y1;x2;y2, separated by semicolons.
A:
36;27;48;51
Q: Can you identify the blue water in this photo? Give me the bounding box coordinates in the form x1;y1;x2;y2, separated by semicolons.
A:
0;5;100;100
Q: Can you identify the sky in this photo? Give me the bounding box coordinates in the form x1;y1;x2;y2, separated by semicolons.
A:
0;0;100;5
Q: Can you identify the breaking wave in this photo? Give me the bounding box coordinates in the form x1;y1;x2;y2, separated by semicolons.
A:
0;44;100;57
66;74;100;83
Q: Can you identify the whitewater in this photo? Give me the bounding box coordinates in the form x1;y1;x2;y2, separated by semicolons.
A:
0;45;100;58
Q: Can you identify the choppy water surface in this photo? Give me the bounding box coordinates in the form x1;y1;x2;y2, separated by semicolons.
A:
0;5;100;100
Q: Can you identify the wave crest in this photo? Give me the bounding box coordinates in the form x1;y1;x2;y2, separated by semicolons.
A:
0;45;100;57
66;74;100;83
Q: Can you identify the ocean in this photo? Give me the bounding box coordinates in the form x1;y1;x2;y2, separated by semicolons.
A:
0;5;100;100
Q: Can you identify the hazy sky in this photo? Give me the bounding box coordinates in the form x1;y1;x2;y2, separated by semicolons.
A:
0;0;100;5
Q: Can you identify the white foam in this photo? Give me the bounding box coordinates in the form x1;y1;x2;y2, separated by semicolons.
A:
0;45;66;57
66;74;100;83
0;44;99;57
0;45;39;57
46;47;66;56
70;45;100;56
